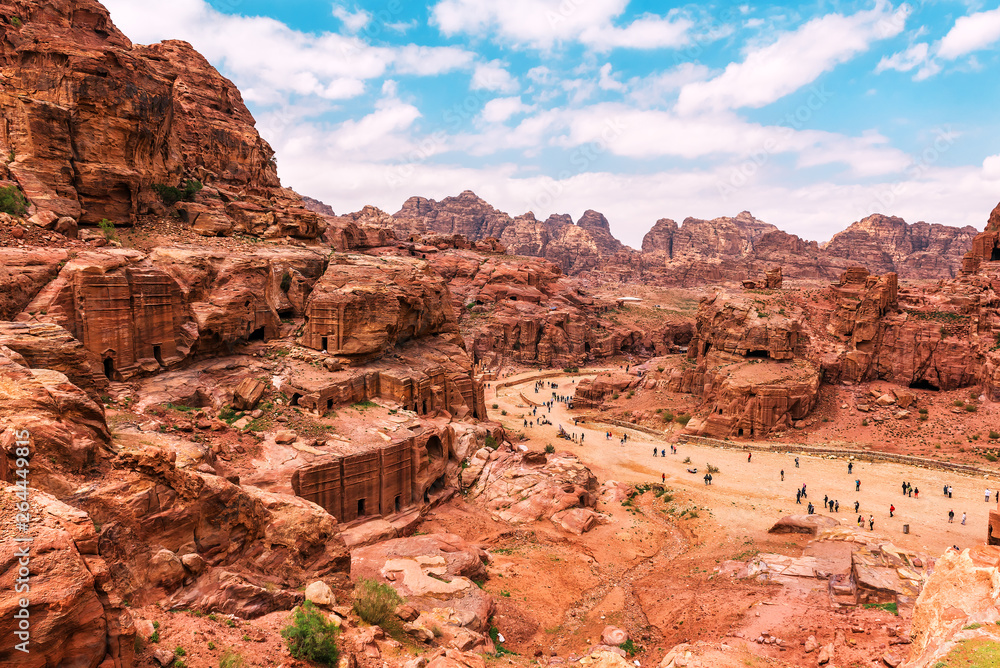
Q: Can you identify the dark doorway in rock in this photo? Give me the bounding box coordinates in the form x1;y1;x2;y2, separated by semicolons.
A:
909;379;940;391
426;435;444;464
394;495;401;513
103;357;115;380
291;393;302;406
738;428;744;437
357;498;366;517
746;350;769;358
326;398;334;411
422;399;429;414
321;336;328;351
992;246;1000;261
152;345;163;366
248;326;266;341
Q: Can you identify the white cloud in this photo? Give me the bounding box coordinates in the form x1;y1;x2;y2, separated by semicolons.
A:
598;63;626;91
677;3;908;113
875;42;929;73
627;63;712;106
102;0;477;105
938;7;1000;59
481;97;534;123
332;5;371;33
431;0;693;51
471;61;519;93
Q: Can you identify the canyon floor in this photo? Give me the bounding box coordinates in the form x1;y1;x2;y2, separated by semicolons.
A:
390;368;994;667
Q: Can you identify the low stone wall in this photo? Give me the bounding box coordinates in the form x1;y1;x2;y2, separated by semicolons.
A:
677;434;996;478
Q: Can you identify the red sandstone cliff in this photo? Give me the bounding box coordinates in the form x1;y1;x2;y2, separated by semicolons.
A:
0;0;321;237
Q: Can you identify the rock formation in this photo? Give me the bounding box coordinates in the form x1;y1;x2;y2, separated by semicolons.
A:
0;0;321;237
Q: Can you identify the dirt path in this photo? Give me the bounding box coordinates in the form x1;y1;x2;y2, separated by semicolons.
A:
491;370;994;559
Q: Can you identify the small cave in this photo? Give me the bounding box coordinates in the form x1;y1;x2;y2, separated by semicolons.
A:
909;378;940;391
357;498;367;517
394;494;402;513
426;435;444;464
247;326;266;341
152;345;163;366
290;393;303;406
746;350;769;359
992;246;1000;262
321;336;328;351
103;357;115;380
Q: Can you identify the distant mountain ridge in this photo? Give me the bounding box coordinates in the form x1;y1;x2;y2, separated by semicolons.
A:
376;191;981;283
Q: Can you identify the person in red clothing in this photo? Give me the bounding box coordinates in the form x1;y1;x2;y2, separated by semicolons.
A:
748;452;752;463
889;504;895;518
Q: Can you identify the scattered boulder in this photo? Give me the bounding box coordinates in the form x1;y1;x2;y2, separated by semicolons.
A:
305;580;334;607
601;626;628;646
551;508;600;535
232;377;267;411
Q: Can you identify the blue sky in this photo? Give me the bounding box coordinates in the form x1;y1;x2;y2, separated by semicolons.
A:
104;0;1000;247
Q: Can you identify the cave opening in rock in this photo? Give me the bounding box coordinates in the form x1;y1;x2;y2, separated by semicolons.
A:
327;398;334;411
423;399;429;414
103;357;115;380
909;379;940;391
738;428;744;437
152;345;163;366
509;295;517;301
620;339;629;352
291;393;302;406
429;474;446;494
394;494;401;513
357;498;366;517
992;246;1000;261
321;336;328;351
746;350;769;358
426;435;444;463
248;326;266;341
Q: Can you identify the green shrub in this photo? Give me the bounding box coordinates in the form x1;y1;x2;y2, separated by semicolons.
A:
966;404;978;413
485;435;498;450
280;271;293;292
662;410;675;422
861;419;869;427
352;578;403;637
174;647;186;657
0;185;28;216
98;218;118;241
706;463;719;474
281;601;340;666
207;641;216;651
544;444;555;454
984;452;997;463
11;16;22;27
954;399;966;407
675;414;691;426
152;179;204;206
500;409;507;416
491;403;499;410
990;431;1000;440
150;631;160;643
619;639;641;656
918;408;928;414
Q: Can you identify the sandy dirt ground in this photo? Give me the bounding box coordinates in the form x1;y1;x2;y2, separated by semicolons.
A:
407;367;1000;667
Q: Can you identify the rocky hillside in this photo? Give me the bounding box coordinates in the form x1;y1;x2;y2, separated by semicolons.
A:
0;0;321;237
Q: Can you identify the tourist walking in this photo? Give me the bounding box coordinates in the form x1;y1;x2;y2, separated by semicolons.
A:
902;481;907;495
708;473;713;485
704;473;710;486
835;500;840;513
914;487;919;498
869;515;875;531
854;500;860;513
986;488;992;502
808;502;814;514
856;479;861;492
848;462;853;474
857;515;863;527
780;469;784;481
889;504;895;518
948;510;954;523
748;452;752;463
795;457;799;468
796;489;802;504
662;473;666;483
962;512;967;525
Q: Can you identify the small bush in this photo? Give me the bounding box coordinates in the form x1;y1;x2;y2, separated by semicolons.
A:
280;271;292;292
954;399;966;407
491;403;499;409
207;641;216;651
153;179;204;206
918;408;928;415
0;185;28;216
97;218;118;241
682;456;691;464
675;414;691;426
150;631;160;643
352;578;403;637
861;419;869;427
485;435;498;450
281;601;340;667
174;647;186;657
966;405;978;413
11;16;22;27
706;463;719;474
500;409;507;416
990;431;1000;440
619;639;641;656
544;444;555;454
919;414;929;421
984;452;997;463
662;410;675;422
